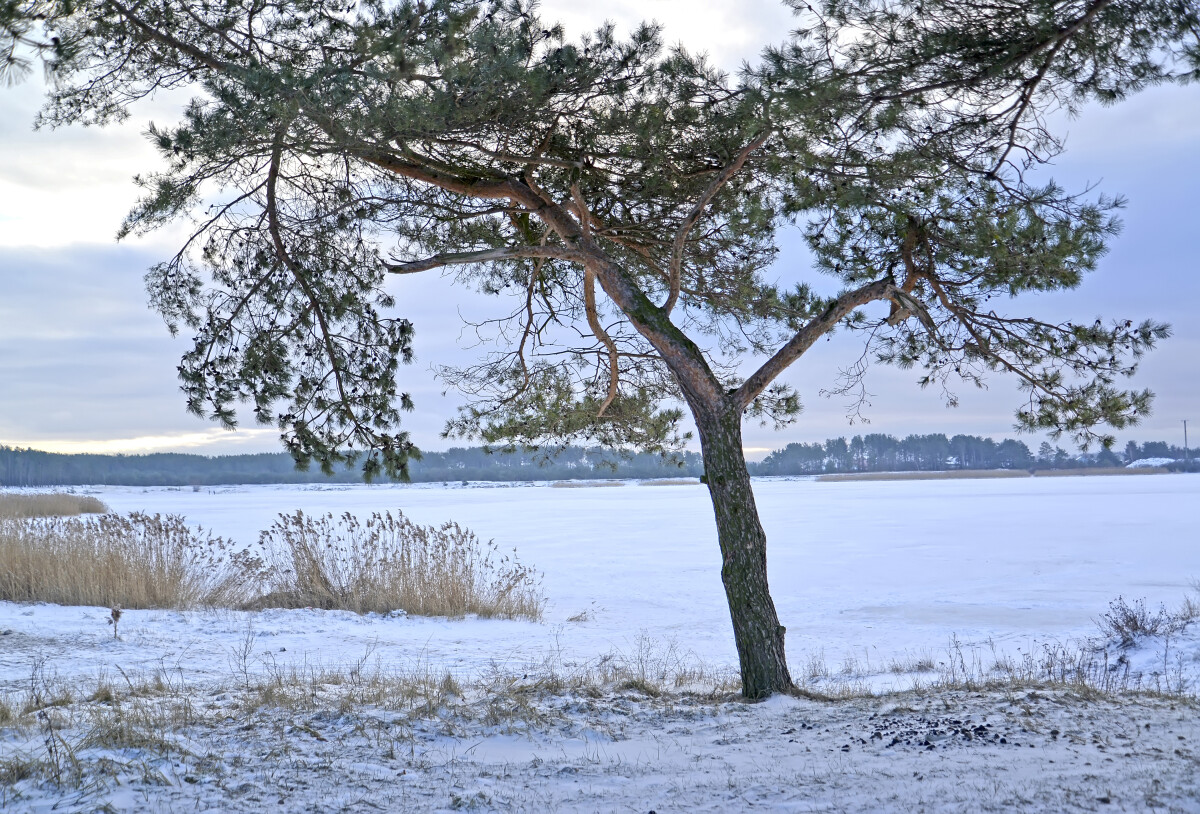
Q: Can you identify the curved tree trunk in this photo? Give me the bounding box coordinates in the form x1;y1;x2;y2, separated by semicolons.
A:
696;407;794;698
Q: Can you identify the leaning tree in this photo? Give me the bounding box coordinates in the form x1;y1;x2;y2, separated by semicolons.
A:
6;0;1198;696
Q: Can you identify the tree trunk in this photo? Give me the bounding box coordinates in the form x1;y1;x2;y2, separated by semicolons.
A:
696;406;794;698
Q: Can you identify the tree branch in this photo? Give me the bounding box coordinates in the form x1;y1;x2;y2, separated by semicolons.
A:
572;183;619;416
106;0;237;74
385;245;583;274
665;132;769;315
733;278;896;411
869;0;1117;103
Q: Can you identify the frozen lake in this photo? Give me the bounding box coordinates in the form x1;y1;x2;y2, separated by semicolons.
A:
4;474;1200;812
13;472;1185;685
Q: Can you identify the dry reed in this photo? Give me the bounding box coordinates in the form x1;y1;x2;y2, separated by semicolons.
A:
253;511;544;620
817;467;1167;482
817;470;1029;482
1032;466;1167;477
0;513;256;609
0;493;109;519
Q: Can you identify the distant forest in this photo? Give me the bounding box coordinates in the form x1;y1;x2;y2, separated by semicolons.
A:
0;436;1194;487
0;445;704;487
754;436;1195;475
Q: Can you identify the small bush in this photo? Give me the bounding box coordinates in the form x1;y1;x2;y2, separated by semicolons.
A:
1096;596;1188;648
253;511;543;620
0;493;108;519
0;513;256;609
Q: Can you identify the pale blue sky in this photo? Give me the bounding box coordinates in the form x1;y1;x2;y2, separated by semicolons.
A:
0;1;1196;458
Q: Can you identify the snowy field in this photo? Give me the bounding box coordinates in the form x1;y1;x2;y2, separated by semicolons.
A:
2;474;1199;811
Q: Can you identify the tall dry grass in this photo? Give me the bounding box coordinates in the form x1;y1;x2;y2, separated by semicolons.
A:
254;511;544;620
1;506;544;620
817;470;1029;482
817;467;1169;482
0;513;256;609
0;493;109;519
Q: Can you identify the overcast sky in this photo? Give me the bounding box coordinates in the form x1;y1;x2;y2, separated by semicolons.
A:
1;0;1197;460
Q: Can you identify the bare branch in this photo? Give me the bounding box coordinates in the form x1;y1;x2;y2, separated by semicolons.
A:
385;245;583;274
440;138;585;170
733;278;896;410
106;0;236;73
665;132;769;315
574;183;620;416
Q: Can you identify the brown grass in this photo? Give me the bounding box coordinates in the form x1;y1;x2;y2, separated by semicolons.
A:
0;493;109;519
549;480;625;488
817;470;1029;482
1033;466;1167;477
252;511;544;620
0;513;255;609
817;467;1167;482
0;505;544;620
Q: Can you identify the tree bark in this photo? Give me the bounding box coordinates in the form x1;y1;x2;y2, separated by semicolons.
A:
696;405;794;698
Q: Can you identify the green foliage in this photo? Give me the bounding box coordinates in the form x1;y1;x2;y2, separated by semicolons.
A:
7;0;1198;471
442;364;689;454
0;1;74;85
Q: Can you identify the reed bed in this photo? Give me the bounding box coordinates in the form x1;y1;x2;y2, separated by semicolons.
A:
1;503;543;620
0;493;108;519
817;467;1167;482
252;511;544;620
0;513;253;609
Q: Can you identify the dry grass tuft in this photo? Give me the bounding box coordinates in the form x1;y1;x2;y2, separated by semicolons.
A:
1096;594;1197;648
0;493;108;519
253;511;544;620
0;513;257;609
549;480;625;488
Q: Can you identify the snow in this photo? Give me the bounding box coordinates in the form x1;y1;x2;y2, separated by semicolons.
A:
1127;457;1177;468
10;473;1192;682
2;474;1199;811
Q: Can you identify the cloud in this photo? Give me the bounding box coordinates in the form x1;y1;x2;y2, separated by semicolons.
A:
1;3;1196;456
541;0;795;70
3;429;281;456
0;241;484;454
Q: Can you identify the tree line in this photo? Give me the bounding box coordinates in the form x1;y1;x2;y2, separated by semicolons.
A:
0;445;704;487
756;435;1195;475
2;435;1193;487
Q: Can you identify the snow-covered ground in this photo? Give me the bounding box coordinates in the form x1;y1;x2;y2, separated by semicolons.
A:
1127;458;1178;468
2;474;1199;811
6;474;1196;686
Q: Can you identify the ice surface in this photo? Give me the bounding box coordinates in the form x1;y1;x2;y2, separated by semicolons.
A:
3;475;1199;812
3;474;1196;689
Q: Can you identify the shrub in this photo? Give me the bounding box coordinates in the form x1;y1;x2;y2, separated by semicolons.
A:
253;511;544;620
0;493;108;519
1096;596;1188;648
0;513;256;609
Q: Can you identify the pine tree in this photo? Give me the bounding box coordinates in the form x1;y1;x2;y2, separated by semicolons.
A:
6;0;1198;696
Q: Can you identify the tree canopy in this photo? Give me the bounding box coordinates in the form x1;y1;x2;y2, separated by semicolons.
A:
6;0;1198;696
6;0;1195;475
